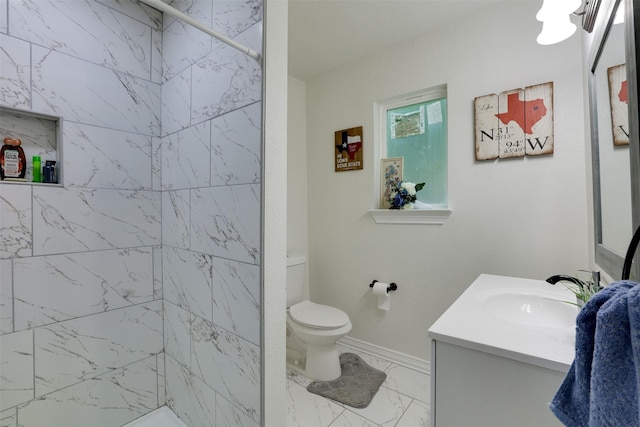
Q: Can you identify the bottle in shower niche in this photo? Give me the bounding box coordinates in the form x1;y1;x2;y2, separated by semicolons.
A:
42;160;57;183
0;137;27;181
32;156;41;182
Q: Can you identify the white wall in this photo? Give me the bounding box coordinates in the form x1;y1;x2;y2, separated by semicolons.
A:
287;76;310;295
294;1;590;360
264;0;288;424
287;77;309;255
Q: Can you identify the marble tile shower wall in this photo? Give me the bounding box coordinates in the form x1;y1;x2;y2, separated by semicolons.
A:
0;1;263;426
160;0;262;425
1;1;163;426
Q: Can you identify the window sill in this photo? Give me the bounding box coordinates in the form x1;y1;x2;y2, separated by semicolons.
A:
369;208;452;225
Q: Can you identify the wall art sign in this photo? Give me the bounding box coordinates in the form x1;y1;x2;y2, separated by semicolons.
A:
380;157;403;209
391;107;425;139
474;82;554;160
335;126;363;172
608;64;629;146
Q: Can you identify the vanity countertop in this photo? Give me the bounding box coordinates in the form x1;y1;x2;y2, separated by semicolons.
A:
428;274;578;373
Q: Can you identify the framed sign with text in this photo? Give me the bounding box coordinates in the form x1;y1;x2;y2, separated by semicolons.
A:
474;82;554;160
335;126;363;172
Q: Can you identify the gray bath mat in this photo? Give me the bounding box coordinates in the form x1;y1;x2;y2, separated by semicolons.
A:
306;353;386;408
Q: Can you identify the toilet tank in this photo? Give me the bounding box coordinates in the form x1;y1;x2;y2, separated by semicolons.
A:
286;254;307;308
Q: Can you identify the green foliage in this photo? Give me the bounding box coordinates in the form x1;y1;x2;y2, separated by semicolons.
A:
560;272;602;306
563;281;601;306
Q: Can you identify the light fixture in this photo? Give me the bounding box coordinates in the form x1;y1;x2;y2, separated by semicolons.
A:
537;15;578;45
536;0;582;45
536;0;581;21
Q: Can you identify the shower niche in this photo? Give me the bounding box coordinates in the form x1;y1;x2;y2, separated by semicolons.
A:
0;106;62;185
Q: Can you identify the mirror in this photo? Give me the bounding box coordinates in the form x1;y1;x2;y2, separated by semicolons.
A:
590;0;640;280
592;1;631;256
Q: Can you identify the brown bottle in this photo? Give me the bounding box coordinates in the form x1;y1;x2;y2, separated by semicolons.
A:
1;137;27;180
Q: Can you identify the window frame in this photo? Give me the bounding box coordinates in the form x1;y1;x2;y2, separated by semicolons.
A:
370;85;452;225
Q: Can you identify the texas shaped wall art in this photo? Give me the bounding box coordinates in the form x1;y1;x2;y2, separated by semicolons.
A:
608;64;629;146
474;82;554;160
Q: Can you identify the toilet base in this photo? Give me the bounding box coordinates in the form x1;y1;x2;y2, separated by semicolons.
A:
286;307;351;382
305;342;342;381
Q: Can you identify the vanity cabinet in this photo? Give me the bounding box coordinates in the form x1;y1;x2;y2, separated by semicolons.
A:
428;274;577;427
431;340;564;427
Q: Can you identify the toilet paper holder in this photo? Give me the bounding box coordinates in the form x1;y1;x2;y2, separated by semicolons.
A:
369;280;398;293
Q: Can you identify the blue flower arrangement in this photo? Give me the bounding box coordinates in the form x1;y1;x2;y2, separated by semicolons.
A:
389;181;425;209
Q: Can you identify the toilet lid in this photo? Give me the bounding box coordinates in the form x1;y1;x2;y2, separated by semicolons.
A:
289;300;350;329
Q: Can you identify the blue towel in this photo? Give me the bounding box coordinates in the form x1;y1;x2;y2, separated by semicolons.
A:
550;280;640;426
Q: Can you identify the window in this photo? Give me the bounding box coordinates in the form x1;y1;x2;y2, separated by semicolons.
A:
371;85;451;224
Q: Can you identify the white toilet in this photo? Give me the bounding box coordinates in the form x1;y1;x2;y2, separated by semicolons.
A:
286;254;352;381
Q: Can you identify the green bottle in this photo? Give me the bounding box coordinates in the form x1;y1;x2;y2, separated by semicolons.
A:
32;156;41;182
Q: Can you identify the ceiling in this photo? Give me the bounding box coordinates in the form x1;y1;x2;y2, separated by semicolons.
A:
288;0;505;81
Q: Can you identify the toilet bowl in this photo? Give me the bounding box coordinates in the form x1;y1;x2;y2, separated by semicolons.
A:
287;300;352;381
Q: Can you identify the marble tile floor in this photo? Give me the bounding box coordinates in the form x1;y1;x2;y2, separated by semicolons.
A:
286;344;431;427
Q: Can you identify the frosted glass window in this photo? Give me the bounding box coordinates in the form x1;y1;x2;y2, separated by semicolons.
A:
385;96;448;207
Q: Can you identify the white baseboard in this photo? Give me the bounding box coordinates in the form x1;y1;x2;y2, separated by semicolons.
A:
339;336;431;375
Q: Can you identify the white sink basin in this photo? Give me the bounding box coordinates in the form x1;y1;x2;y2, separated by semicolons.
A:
483;291;578;328
429;274;578;372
